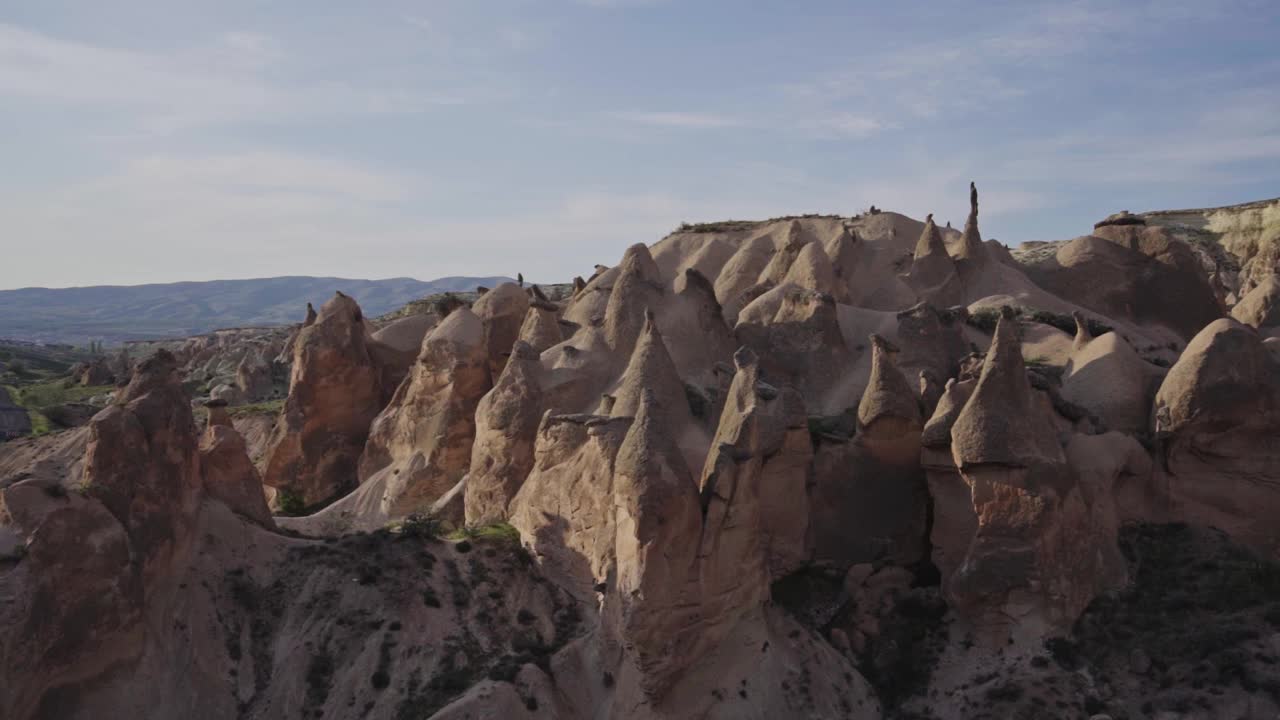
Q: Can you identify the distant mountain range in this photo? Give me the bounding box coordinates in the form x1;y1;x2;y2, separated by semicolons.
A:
0;275;512;345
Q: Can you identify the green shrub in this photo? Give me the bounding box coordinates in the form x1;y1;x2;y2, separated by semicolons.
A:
965;308;1006;333
965;306;1112;337
449;522;521;546
276;490;306;517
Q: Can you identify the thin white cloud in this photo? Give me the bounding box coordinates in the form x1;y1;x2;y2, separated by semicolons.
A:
608;109;892;139
0;22;457;133
573;0;669;7
786;0;1251;122
610;111;746;129
801;113;889;139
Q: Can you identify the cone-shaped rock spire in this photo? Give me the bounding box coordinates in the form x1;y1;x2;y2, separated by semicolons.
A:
784;239;847;302
464;340;544;525
604;243;663;355
517;303;562;354
913;213;948;260
950;308;1062;467
611;309;692;432
611;388;702;698
857;335;922;429
953;181;988;265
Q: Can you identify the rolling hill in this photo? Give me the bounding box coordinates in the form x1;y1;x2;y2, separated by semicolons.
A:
0;275;511;345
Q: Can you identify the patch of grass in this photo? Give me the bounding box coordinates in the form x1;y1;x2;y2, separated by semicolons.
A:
448;523;521;546
12;380;113;408
26;409;51;436
674;214;843;235
4;380;113;437
228;399;284;417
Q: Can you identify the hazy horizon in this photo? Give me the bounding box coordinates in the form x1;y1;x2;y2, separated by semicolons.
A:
0;273;513;292
4;0;1278;290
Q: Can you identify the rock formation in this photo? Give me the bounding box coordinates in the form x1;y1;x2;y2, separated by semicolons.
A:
812;335;928;566
199;422;274;528
472;282;530;379
952;182;989;276
1061;311;1162;434
359;306;492;520
464;341;543;525
516;301;563;353
609;389;704;697
234;347;273;402
1152;318;1280;554
941;311;1128;639
8;184;1280;720
1017;224;1224;341
908;213;962;305
1230;274;1280;332
262;292;387;508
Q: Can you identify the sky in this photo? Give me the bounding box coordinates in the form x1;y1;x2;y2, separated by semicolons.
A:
2;0;1279;289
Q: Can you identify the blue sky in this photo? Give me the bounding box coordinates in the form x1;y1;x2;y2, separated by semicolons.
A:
2;0;1278;289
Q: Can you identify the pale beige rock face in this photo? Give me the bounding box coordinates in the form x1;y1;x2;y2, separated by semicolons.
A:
784;238;850;303
1231;274;1280;328
509;412;631;598
464;341;544;525
698;348;809;587
604;244;664;356
609;390;704;698
1061;312;1164;435
516;302;563;353
1141;196;1280;293
908;214;964;306
359;306;492;519
371;311;438;353
736;286;853;414
472;282;530;379
758;220;811;286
